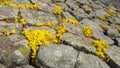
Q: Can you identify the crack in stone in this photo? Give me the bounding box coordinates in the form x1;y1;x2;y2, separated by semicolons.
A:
62;40;120;68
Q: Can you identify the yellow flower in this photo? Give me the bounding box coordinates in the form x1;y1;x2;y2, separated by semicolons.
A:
117;27;120;33
99;15;108;21
22;30;58;60
11;29;16;34
100;24;108;30
82;26;93;37
53;5;63;15
32;3;39;9
9;3;17;7
36;22;43;27
107;8;117;14
3;29;10;36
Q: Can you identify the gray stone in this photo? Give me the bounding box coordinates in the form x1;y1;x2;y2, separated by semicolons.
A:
0;21;23;34
76;52;110;68
76;0;90;4
0;36;30;67
0;6;19;18
0;64;7;68
35;44;77;68
66;0;79;10
114;17;120;25
38;3;52;13
63;32;96;53
11;0;31;4
22;65;35;68
21;9;58;25
95;9;108;17
107;25;120;39
23;26;56;36
62;12;75;19
107;45;120;66
80;19;103;32
115;38;120;47
56;2;70;11
92;30;114;44
9;35;25;42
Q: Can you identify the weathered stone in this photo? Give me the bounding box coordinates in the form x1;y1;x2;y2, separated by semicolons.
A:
11;0;31;4
80;19;103;32
76;52;110;68
0;36;30;67
95;9;108;17
0;64;7;68
107;25;120;39
21;9;58;25
22;64;35;68
38;2;52;13
62;11;75;19
23;26;56;36
114;17;120;25
56;2;70;11
35;44;77;68
66;0;79;10
9;35;25;42
0;6;19;18
0;21;23;34
115;38;120;47
63;32;96;53
92;30;114;44
107;45;120;66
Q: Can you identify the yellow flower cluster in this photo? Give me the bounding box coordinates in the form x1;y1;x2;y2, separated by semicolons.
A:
60;18;79;24
18;3;39;10
82;26;93;38
56;25;68;43
100;24;108;30
0;0;16;7
36;22;55;27
93;39;109;61
99;15;108;21
0;0;39;10
3;29;16;36
107;8;117;14
53;5;63;15
22;30;58;60
117;27;120;33
15;16;27;25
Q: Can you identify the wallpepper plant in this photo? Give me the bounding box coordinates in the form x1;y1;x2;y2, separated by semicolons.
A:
93;39;110;62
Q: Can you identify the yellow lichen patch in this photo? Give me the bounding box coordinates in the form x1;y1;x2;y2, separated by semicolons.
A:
3;29;10;36
82;26;93;38
99;15;108;21
93;39;109;62
56;24;68;43
100;24;108;30
60;18;79;24
53;5;63;15
22;30;58;61
107;8;117;14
